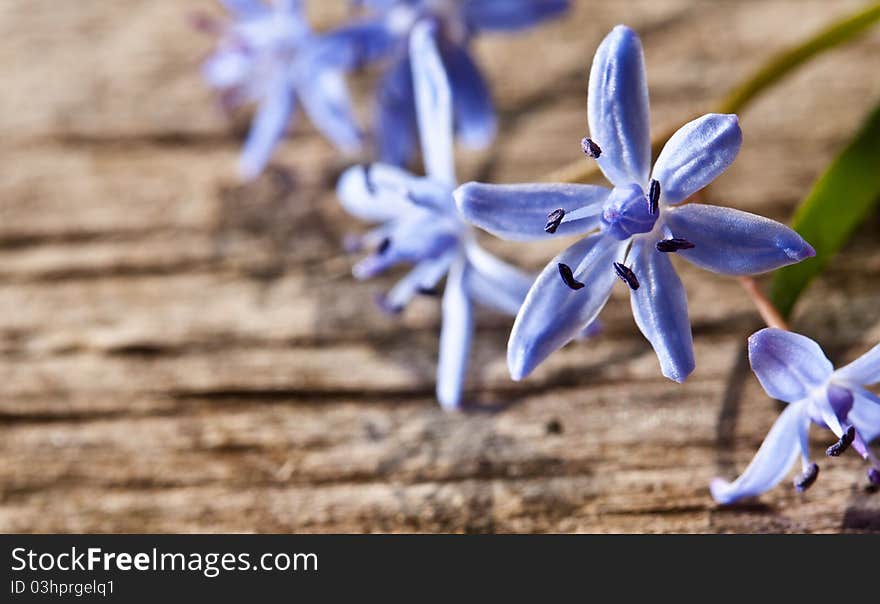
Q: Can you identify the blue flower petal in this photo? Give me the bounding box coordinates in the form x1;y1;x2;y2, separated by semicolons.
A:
454;182;610;241
710;401;809;504
296;68;363;153
410;21;456;186
309;20;396;69
748;328;834;403
464;244;533;315
442;44;496;149
508;234;624;380
849;388;880;444
629;240;694;383
384;250;456;311
587;25;651;188
376;58;418;166
462;0;570;31
663;203;815;275
834;343;880;387
239;77;295;180
336;164;414;222
221;0;269;17
652;114;742;205
437;258;475;410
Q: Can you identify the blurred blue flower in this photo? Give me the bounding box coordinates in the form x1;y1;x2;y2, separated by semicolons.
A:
199;0;363;180
321;0;571;165
455;25;815;383
711;328;880;504
337;21;535;409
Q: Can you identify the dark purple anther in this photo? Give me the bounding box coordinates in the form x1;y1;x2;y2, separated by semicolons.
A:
377;237;391;255
558;263;584;290
826;426;856;457
613;262;639;290
364;165;377;195
647;179;660;215
417;286;440;297
793;463;819;492
545;209;565;234
656;238;695;253
868;468;880;486
581;137;602;159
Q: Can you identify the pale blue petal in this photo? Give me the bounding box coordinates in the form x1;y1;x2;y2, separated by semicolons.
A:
463;0;570;31
834;343;880;387
508;234;623;380
710;401;809;504
663;203;815;275
308;20;396;70
410;22;455;186
376;58;418;166
587;25;651;188
222;0;268;17
239;78;295;180
442;44;496;149
437;258;475;410
202;50;250;90
652;114;742;205
336;164;413;222
629;240;694;383
296;68;363;152
464;244;533;316
748;328;834;403
352;213;460;278
384;250;456;310
849;388;880;444
454;182;609;241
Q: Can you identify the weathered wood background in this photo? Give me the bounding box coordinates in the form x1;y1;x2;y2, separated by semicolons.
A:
1;0;880;533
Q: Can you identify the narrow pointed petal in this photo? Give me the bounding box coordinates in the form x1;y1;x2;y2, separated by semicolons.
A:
710;401;809;504
849;388;880;444
442;44;496;149
834;343;880;387
384;251;456;311
508;234;622;380
454;182;609;241
652;114;742;205
336;164;416;222
309;20;396;70
352;214;460;278
587;25;651;188
297;68;363;153
462;0;570;31
748;328;834;403
239;78;295;180
629;241;694;383
410;22;455;186
663;204;815;275
376;58;418;166
437;259;475;409
464;244;533;316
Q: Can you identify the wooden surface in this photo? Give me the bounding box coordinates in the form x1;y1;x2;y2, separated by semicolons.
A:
2;0;880;533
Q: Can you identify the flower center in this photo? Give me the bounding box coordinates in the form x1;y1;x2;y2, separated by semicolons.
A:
600;183;658;240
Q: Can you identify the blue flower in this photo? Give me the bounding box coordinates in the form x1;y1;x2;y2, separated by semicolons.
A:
200;0;363;180
321;0;570;165
454;25;815;383
337;21;535;409
711;328;880;504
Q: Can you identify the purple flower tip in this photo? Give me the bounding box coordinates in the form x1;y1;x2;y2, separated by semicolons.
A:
868;468;880;486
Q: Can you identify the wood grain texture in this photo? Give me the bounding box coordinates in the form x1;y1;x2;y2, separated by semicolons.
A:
2;0;880;533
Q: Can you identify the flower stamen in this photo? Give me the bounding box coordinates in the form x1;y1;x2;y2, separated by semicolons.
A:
545;209;565;234
558;263;585;290
647;179;660;215
656;238;695;253
377;237;391;254
613;262;639;290
794;463;819;492
826;426;856;457
581;137;602;158
868;467;880;486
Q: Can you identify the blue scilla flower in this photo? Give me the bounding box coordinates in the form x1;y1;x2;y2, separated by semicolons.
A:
454;25;815;383
199;0;363;180
711;329;880;504
337;21;536;409
321;0;570;165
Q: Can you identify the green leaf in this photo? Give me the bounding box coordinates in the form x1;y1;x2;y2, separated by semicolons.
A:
771;100;880;317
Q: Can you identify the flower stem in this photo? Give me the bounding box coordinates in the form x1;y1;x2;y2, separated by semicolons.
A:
737;277;789;331
547;1;880;185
